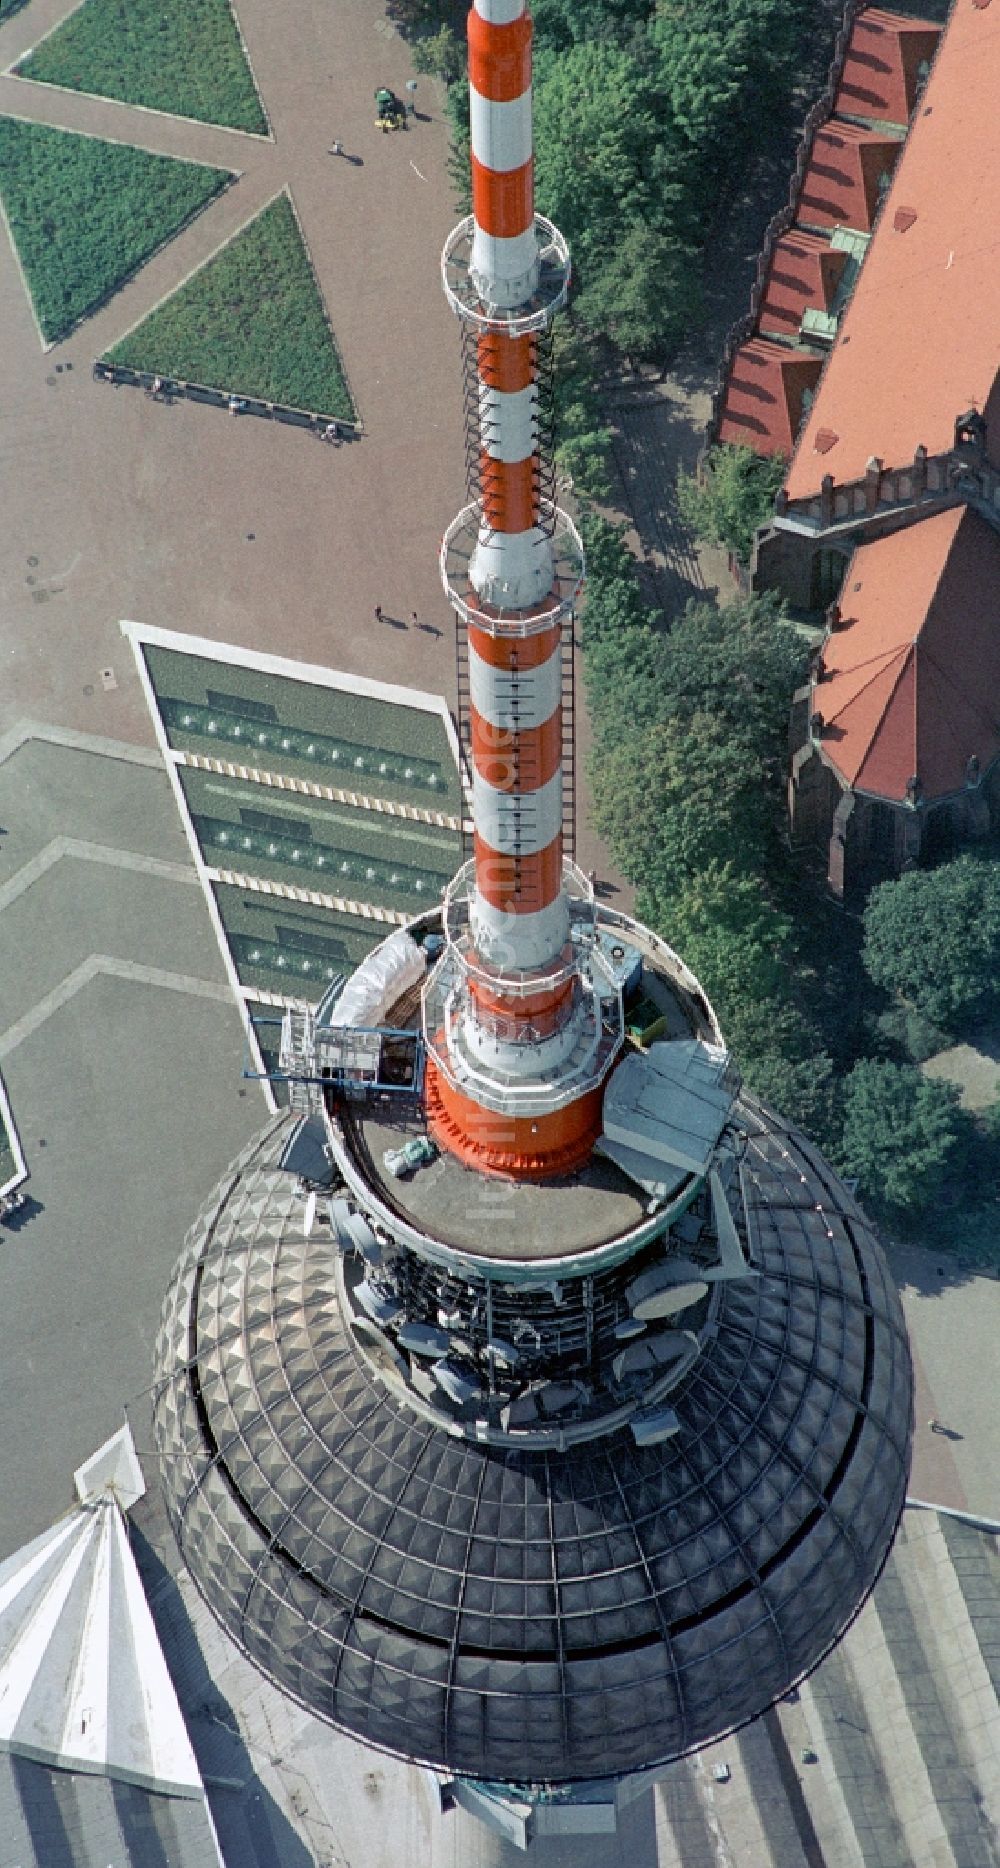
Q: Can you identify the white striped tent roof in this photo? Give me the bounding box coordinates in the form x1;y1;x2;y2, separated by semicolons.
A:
0;1492;204;1799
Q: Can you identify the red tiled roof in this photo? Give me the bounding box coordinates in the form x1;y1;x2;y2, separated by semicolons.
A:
832;8;941;126
815;507;1000;802
717;340;823;456
786;0;1000;500
758;232;848;337
798;121;902;233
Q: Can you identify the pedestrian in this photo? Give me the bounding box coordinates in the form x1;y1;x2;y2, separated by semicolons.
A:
329;140;343;157
411;610;418;628
587;868;597;892
928;1418;946;1434
375;604;383;624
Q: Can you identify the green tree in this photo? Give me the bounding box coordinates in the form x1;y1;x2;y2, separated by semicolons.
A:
579;532;806;770
651;590;808;769
532;0;649;53
533;40;699;357
862;858;1000;1035
444;78;471;210
838;1060;965;1218
728;998;838;1147
593;710;775;894
678;444;787;565
639;863;837;1143
578;509;643;609
653;0;815;151
573;223;702;360
552;324;613;500
386;0;460;34
647;12;751;204
410;23;464;84
534;43;666;259
648;863;793;1008
584;619;672;754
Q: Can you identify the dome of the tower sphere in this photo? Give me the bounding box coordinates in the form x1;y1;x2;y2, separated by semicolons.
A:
152;1097;911;1787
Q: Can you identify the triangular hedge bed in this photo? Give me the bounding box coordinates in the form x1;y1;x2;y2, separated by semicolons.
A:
104;193;356;423
13;0;267;136
0;116;233;344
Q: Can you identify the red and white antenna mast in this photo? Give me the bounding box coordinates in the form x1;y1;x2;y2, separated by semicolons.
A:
424;0;624;1177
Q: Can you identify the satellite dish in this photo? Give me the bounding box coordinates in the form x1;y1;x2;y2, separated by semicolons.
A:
631;1280;708;1322
613;1329;700;1383
626;1260;706;1320
397;1321;451;1358
303;1189;318;1236
615;1317;647;1341
351;1316;408;1379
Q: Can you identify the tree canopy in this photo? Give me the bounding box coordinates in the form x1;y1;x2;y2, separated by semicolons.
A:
649;590;807;765
579;517;809;765
593;711;776;893
838;1060;965;1219
578;516;834;1141
862;857;1000;1035
678;444;787;565
552;325;613;500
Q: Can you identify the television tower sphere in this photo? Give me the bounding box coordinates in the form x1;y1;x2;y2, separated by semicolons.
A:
151;0;912;1815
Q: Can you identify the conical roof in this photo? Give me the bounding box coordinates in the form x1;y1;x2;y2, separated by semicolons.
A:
0;1486;203;1797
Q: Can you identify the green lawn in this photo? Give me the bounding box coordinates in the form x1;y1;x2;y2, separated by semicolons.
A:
0;117;233;344
14;0;267;135
105;194;356;421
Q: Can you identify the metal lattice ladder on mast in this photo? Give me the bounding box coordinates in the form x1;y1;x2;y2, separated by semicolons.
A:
561;611;576;861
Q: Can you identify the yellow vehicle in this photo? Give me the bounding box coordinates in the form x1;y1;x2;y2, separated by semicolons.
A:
374;87;407;131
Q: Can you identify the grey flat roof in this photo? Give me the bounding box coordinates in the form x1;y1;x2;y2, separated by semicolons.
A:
354;1108;646;1258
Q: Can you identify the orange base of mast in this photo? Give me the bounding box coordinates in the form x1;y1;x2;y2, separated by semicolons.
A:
425;1060;604;1181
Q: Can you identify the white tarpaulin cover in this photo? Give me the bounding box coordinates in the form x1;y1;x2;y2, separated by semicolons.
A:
324;929;425;1031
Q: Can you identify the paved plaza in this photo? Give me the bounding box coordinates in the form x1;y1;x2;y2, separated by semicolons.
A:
0;0;468;746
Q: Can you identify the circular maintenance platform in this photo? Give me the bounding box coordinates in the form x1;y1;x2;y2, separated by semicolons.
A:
152;1100;911;1787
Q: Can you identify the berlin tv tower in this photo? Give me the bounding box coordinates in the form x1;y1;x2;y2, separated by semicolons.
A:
152;0;912;1845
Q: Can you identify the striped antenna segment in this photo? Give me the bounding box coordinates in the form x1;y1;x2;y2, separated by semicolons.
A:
466;0;564;985
428;0;600;1175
